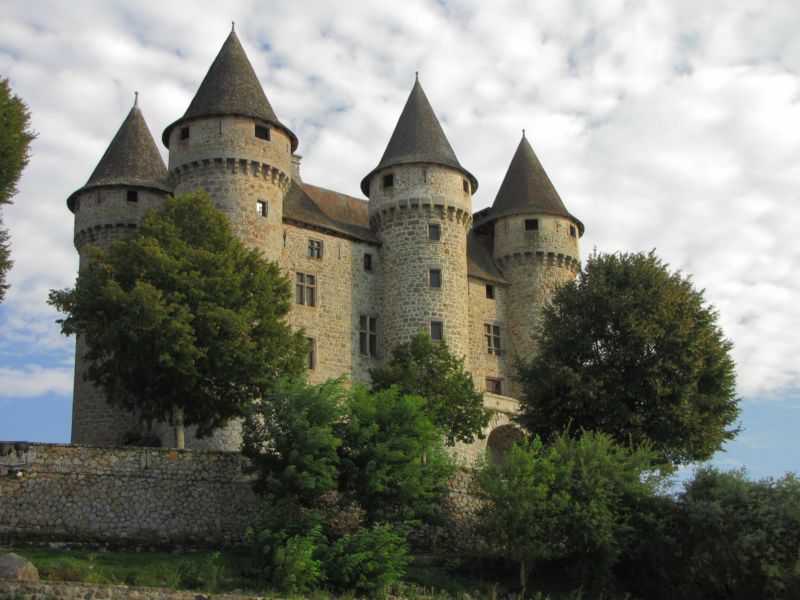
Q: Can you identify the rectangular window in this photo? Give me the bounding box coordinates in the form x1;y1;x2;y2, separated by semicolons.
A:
485;284;495;299
127;190;138;203
430;320;444;341
428;223;441;241
308;239;323;259
486;377;502;394
485;323;501;355
359;316;378;357
463;179;469;193
306;337;316;370
180;126;190;140
383;173;394;188
256;200;268;217
296;273;316;306
255;124;270;140
525;218;539;231
364;253;373;271
569;224;577;237
429;269;442;288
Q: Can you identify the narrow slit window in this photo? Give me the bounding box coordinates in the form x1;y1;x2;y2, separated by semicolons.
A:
364;253;373;271
430;321;444;341
306;337;316;370
256;200;268;217
180;126;190;140
486;284;495;299
463;179;469;193
429;269;442;288
569;224;577;237
525;218;539;231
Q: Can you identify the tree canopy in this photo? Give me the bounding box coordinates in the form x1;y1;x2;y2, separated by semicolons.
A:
0;77;36;301
370;332;490;445
49;191;308;442
517;250;738;465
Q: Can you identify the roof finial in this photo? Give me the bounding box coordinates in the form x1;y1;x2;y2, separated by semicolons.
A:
231;21;235;32
415;71;419;82
522;128;526;139
134;91;139;108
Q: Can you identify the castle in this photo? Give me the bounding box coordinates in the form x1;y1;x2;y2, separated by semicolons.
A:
65;29;583;457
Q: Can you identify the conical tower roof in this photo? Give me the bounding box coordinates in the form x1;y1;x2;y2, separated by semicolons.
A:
162;30;297;151
67;98;171;212
485;135;583;234
360;77;477;196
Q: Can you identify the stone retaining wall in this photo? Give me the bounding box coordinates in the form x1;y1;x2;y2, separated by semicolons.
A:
0;444;257;548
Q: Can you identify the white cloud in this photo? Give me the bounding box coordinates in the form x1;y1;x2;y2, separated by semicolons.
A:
0;365;73;399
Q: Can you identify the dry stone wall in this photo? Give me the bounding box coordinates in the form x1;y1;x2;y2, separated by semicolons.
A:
0;445;256;548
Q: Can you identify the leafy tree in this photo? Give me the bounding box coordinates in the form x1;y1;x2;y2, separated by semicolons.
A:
0;77;36;301
49;192;308;446
475;430;663;596
370;332;490;445
517;250;739;465
337;385;457;526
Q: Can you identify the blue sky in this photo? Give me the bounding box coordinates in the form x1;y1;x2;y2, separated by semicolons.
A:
1;0;798;482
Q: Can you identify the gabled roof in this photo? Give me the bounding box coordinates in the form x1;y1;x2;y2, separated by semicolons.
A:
162;30;297;151
67;100;171;212
360;78;477;196
480;135;583;235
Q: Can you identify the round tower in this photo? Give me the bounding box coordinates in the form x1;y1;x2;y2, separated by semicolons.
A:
162;27;296;263
67;95;172;446
477;134;583;398
362;78;477;362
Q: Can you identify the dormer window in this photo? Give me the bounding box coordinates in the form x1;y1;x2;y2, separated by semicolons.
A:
255;124;270;140
383;173;394;189
127;190;138;203
180;126;190;140
525;218;539;231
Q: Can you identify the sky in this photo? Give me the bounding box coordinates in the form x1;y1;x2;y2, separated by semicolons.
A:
1;0;798;482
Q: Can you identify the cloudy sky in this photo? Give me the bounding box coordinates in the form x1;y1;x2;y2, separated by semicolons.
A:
1;0;798;480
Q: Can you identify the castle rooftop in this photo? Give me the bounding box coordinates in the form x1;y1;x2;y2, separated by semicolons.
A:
361;77;477;196
479;134;583;235
67;97;171;212
162;29;298;151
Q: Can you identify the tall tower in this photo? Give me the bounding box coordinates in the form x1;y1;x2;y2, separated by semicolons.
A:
476;134;583;397
67;97;172;446
162;28;296;263
362;78;477;361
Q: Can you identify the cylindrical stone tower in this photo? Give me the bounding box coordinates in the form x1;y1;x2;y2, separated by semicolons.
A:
67;97;172;446
162;29;296;264
361;78;477;361
477;135;583;398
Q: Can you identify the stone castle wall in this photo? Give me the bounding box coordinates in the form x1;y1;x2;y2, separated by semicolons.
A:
0;444;257;548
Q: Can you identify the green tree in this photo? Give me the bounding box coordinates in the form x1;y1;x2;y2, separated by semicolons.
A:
49;192;308;446
370;332;490;445
337;385;457;526
517;250;739;465
475;431;663;596
0;77;36;301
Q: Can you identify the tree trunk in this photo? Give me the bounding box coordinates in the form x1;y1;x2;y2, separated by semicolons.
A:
519;560;526;598
175;408;185;450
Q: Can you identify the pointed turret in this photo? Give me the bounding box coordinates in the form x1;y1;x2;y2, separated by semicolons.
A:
489;134;583;234
361;77;477;195
162;30;297;151
67;98;170;212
